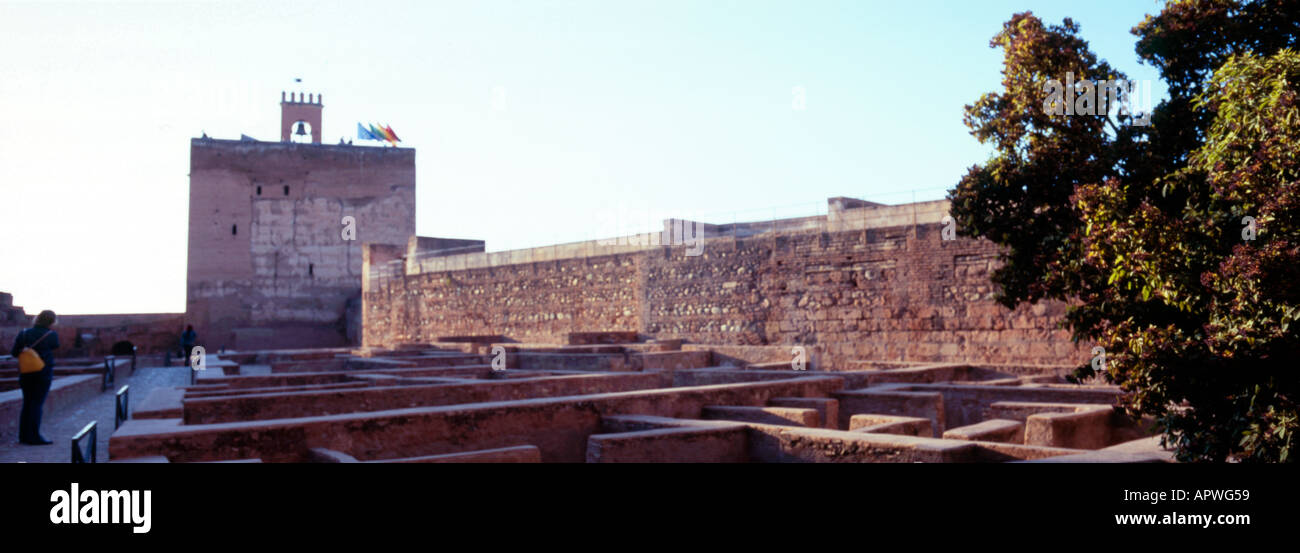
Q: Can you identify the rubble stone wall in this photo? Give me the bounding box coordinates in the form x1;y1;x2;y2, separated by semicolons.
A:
364;221;1082;369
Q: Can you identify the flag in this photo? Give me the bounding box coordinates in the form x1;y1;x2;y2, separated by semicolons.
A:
358;122;401;144
357;123;378;141
369;123;390;143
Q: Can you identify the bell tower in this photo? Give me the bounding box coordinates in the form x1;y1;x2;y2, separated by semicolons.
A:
280;91;323;144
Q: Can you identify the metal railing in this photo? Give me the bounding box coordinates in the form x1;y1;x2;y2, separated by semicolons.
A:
115;385;130;430
101;356;116;391
72;421;97;464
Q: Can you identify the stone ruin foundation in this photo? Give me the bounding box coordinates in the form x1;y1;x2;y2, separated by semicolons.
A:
108;332;1168;463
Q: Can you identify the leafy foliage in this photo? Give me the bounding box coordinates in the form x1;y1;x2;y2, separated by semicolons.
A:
951;1;1300;462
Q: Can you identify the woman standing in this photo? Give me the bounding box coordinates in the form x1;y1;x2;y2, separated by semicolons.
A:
9;310;59;445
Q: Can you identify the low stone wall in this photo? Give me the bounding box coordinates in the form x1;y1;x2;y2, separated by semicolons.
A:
686;344;817;368
849;414;933;436
747;425;979;462
594;413;1083;462
905;384;1121;430
514;353;630;372
834;389;947;434
0;375;100;441
109;376;845;462
587;425;750;462
182;372;668;424
368;445;542;463
831;383;1122;436
942;419;1025;443
768;397;839;430
672;368;858;387
632;350;712;370
702;405;821;427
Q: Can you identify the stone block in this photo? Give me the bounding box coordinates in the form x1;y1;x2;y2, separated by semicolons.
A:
368;445;542;463
586;427;748;462
746;425;980;463
834;389;945;436
767;397;839;430
848;414;932;437
1025;407;1114;449
702;405;820;428
942;419;1025;444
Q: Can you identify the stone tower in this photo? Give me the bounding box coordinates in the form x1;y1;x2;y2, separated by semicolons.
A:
185;94;416;351
280;91;323;144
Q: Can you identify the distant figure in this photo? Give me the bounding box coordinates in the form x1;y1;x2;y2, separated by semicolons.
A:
9;310;59;445
181;325;198;364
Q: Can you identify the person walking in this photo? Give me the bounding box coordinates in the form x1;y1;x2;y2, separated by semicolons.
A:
9;310;59;445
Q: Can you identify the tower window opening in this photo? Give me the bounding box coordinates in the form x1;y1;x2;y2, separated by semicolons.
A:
284;185;290;195
309;263;314;277
256;185;262;195
231;224;237;236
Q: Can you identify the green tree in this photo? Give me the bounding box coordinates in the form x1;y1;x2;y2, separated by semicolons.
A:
950;1;1300;462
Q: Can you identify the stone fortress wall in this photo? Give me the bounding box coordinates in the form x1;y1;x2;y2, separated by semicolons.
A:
363;198;1084;369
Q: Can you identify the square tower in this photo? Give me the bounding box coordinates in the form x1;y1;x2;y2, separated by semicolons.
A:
281;91;323;143
185;94;416;350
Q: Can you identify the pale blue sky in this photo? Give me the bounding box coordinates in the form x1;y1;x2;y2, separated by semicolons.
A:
0;0;1169;314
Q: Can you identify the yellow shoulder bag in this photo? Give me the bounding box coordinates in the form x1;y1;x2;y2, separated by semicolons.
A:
17;330;52;374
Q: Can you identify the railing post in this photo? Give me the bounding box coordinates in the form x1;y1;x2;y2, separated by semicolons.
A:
71;421;97;464
102;356;115;391
115;385;130;430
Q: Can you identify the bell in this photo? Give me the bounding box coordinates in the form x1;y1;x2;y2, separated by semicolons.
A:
295;122;308;136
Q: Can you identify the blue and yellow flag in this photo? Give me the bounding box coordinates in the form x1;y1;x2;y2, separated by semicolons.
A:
357;123;379;141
